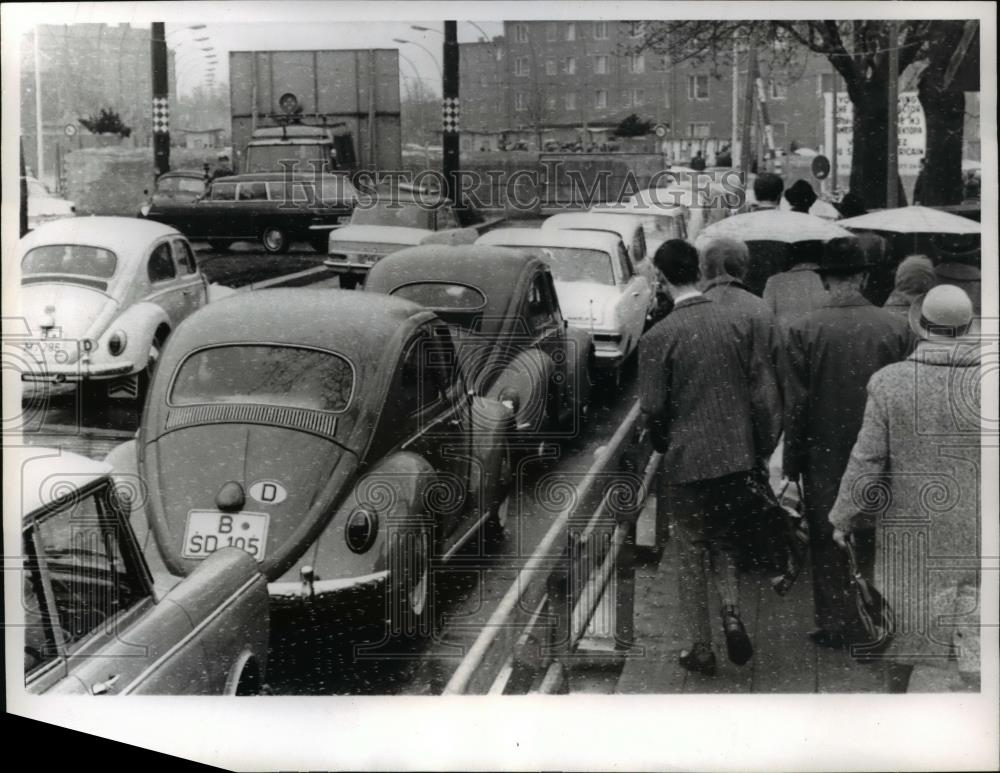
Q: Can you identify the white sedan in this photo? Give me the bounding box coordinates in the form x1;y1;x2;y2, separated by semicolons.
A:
16;217;209;402
476;228;651;373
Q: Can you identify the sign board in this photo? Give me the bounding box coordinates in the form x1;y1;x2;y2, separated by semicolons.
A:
832;91;925;177
654;123;667;138
64;124;77;137
811;154;831;180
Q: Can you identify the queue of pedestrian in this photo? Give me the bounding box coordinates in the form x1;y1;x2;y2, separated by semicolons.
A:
638;192;982;691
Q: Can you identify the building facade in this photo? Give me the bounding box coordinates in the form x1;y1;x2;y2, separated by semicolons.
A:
459;20;839;158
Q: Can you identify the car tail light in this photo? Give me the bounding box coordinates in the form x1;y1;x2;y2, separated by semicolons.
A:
108;331;127;356
345;508;378;554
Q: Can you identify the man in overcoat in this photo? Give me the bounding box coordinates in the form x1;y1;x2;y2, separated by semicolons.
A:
783;237;913;648
640;240;782;675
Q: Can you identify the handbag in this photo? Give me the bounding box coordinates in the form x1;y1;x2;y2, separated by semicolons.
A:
844;537;895;655
740;471;807;596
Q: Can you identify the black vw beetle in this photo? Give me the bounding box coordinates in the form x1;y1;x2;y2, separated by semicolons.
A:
365;245;595;444
117;289;513;637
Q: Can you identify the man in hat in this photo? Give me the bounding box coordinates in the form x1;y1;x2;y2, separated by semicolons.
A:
882;255;936;318
783;236;913;649
784;179;818;214
829;285;980;690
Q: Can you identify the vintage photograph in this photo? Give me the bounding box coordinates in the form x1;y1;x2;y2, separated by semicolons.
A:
2;1;997;769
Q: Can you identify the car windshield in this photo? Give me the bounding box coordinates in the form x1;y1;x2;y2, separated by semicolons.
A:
22;245;118;280
392;282;487;310
351;202;434;229
157;176;205;195
244;144;331;174
511;246;615;286
170;345;354;412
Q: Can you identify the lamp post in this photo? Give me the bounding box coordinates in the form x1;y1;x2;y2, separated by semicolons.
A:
151;22;170;175
392;37;443;79
442;21;459;208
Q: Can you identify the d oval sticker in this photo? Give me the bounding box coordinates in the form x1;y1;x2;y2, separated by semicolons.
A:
248;480;288;505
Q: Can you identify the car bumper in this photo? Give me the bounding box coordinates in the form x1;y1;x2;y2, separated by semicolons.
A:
322;260;376;275
268;570;389;617
19;359;141;382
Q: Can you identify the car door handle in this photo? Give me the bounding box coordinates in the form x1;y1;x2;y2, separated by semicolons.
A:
91;674;121;695
631;291;641;297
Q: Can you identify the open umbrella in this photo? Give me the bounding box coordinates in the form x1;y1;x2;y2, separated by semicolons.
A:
838;206;981;235
697;209;851;244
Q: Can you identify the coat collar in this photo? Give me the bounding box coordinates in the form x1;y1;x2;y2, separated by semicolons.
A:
823;288;871;309
703;274;750;293
674;295;712;311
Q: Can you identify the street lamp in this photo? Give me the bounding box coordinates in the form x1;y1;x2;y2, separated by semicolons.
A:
411;22;494;42
392;37;442;79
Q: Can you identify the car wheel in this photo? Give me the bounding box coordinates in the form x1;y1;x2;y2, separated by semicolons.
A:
339;273;360;290
208;239;232;252
260;225;290;254
387;525;432;640
485;445;513;545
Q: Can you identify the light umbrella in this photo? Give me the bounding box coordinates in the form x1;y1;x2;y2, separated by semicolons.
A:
697;209;852;244
838;206;981;235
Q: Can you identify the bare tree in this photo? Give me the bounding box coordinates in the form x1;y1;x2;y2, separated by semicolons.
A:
634;20;976;207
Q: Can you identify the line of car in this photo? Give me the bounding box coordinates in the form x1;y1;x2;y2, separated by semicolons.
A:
15;175;715;695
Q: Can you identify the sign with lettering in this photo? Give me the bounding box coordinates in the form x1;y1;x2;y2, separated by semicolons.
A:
833;91;926;176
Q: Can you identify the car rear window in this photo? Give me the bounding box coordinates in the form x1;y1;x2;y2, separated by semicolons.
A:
157;176;206;195
350;202;433;229
22;245;118;279
170;345;354;412
516;246;615;286
391;282;487;310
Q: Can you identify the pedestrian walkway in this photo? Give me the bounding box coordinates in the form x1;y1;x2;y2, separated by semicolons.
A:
613;536;888;694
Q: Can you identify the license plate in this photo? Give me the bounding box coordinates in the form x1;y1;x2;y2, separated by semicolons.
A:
182;511;269;562
21;340;73;356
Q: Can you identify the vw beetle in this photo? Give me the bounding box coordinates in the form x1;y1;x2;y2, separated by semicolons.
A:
365;245;594;440
117;289;512;636
17;217;209;402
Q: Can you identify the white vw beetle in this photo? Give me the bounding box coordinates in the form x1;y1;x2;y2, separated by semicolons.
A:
476;228;651;377
17;217;209;401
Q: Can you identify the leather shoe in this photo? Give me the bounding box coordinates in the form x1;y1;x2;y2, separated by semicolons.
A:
679;642;717;676
808;628;848;649
721;606;753;665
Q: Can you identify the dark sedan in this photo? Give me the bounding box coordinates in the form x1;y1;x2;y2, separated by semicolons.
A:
139;172;357;254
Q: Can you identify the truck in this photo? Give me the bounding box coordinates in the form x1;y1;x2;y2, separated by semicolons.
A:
229;49;402;174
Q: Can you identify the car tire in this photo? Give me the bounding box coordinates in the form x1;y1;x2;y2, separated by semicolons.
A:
260;225;290;254
386;524;432;641
208;239;232;252
339;273;361;291
485;445;513;546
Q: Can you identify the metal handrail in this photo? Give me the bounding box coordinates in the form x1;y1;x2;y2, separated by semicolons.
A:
443;400;644;695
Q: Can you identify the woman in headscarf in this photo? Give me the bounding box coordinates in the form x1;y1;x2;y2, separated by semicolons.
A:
882;254;936;318
784;179;818;214
828;285;981;692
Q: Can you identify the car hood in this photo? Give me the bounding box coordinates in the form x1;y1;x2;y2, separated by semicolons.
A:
553;281;620;328
28;197;75;217
142;423;358;581
19;283;118;342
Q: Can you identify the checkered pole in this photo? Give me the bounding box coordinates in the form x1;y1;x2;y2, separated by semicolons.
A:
151;22;170;175
442;21;460;210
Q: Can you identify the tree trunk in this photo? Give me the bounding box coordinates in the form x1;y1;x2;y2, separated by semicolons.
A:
846;77;905;209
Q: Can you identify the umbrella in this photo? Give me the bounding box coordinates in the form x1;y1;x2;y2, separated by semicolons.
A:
779;196;842;221
697;209;852;244
838;206;981;235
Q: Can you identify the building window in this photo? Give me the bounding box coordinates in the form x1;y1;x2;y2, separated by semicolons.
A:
626;54;645;74
594;55;608;75
546;23;558;42
562;57;576;75
565;23;576;41
515;56;530;77
664;88;670;108
546;95;558;110
622;90;632;108
595;89;608;109
564;92;577;111
515;92;527;112
594;21;608;40
496;48;504;62
632;88;645;106
626;21;645;38
688;74;710;100
514;24;528;43
688;122;712;138
546;59;557;76
769;80;787;100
